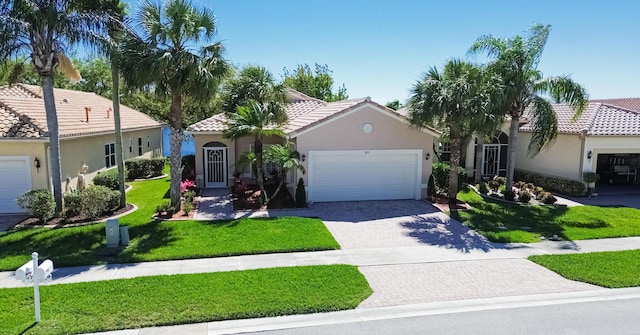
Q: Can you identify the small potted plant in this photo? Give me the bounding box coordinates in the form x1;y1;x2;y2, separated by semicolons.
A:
582;172;600;196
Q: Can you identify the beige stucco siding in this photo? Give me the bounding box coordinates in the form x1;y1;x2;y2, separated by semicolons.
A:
60;128;162;190
0;140;49;190
294;104;435;198
515;132;583;181
193;134;235;188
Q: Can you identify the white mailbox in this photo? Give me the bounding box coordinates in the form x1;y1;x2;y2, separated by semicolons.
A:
15;260;34;283
34;260;54;282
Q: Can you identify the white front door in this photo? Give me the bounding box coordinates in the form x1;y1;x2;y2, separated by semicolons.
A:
204;147;227;188
308;150;422;202
0;156;32;213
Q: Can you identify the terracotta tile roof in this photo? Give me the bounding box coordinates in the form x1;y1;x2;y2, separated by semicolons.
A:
591;98;640;112
520;102;640;136
187;92;369;135
0;84;162;139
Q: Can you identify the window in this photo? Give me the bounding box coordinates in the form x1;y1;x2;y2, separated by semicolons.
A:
248;144;278;178
439;141;451;162
146;136;150;148
128;139;133;153
105;143;116;167
138;137;143;156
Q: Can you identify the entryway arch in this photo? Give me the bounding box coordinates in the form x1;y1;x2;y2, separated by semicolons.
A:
479;132;508;178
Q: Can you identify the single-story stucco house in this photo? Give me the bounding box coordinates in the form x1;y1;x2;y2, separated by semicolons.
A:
461;98;640;185
0;84;163;213
187;89;440;203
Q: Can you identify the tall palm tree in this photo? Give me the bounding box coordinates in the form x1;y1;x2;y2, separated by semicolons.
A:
223;101;287;204
408;59;501;207
469;24;588;190
221;65;287;115
120;0;229;209
0;0;112;214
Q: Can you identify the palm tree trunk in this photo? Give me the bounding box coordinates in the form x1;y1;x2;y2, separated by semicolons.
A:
266;169;286;205
111;60;126;208
169;92;183;210
505;115;520;191
41;75;63;215
448;126;462;208
254;138;267;203
474;135;485;184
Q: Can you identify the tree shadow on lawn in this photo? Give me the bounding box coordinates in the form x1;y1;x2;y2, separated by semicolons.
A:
115;219;177;263
400;214;518;253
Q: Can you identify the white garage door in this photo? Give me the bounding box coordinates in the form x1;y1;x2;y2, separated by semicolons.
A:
0;156;32;213
308;150;422;202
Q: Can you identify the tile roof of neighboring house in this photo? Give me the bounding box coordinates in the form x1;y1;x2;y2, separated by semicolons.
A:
187;89;434;136
520;102;640;136
0;84;162;139
590;98;640;113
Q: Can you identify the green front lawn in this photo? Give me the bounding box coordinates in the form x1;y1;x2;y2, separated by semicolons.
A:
453;187;640;243
529;250;640;288
0;171;339;271
0;265;372;335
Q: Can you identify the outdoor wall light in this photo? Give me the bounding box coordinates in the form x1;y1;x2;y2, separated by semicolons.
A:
425;153;431;160
301;154;306;162
587;150;592;160
34;157;41;172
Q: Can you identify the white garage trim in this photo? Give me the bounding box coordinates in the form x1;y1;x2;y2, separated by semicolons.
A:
0;156;32;213
307;149;422;202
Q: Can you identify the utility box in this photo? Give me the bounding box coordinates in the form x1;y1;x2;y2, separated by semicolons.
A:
106;219;120;248
119;226;130;246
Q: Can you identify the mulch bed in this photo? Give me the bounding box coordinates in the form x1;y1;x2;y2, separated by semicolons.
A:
16;204;135;229
429;195;470;212
233;184;297;210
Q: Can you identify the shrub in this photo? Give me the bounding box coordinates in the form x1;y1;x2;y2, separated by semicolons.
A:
540;192;558;205
295;178;307;208
533;186;544;197
80;185;120;219
183;190;196;204
180;179;196;193
156;201;172;215
182;201;194;215
478;183;489;194
93;168;125;191
503;189;516;201
16;189;55;223
518;190;532;203
493;176;506;185
63;191;82;218
514;180;526;189
432;161;466;196
514;170;586;197
125;158;165;180
427;174;436;199
582;172;600;184
181;154;196;180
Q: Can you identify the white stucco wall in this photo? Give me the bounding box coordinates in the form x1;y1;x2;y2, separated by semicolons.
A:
515;132;583;181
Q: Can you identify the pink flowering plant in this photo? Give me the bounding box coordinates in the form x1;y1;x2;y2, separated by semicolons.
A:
180;179;196;194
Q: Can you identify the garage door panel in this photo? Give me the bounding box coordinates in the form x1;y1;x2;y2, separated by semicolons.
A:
0;157;31;213
309;150;421;202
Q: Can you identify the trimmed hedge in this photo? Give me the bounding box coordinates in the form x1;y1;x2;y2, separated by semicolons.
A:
514;169;586;197
80;185;120;219
17;189;55;223
93;168;126;191
125;158;164;180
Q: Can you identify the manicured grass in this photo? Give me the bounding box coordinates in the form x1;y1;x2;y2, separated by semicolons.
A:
452;187;640;243
0;265;372;335
0;169;339;271
529;249;640;288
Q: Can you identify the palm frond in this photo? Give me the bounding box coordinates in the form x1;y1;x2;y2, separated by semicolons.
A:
527;96;558;157
57;52;82;82
535;75;588;120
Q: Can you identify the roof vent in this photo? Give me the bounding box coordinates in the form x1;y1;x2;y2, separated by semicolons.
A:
62;98;69;103
85;106;91;123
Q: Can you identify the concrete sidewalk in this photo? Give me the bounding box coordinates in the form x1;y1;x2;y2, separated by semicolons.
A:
2;236;639;288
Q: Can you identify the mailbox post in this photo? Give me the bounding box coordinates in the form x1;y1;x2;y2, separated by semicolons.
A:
15;252;54;323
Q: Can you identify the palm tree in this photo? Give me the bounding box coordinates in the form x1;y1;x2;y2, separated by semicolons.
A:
0;0;112;214
120;0;229;209
408;59;501;207
468;24;588;190
221;65;287;115
222;101;287;204
264;143;305;204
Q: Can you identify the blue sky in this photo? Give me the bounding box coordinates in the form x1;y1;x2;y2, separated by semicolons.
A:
127;0;640;103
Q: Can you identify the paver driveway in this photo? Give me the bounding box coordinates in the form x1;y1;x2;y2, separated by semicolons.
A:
311;200;493;251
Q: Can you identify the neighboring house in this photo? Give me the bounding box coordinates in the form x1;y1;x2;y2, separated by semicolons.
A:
0;84;163;213
187;89;439;203
462;99;640;185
